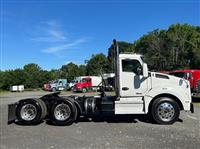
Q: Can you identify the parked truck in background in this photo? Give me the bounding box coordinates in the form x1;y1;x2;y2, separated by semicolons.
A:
8;40;194;126
73;76;102;93
43;83;50;91
168;70;200;97
194;79;200;97
67;76;87;90
49;79;68;92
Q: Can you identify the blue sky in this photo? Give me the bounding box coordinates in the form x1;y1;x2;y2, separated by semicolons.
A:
1;0;199;70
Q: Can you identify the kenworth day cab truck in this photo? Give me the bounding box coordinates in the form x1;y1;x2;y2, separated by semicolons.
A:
8;40;194;125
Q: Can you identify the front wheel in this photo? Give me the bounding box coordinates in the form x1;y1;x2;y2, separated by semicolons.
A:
151;97;180;124
82;88;87;93
52;88;57;92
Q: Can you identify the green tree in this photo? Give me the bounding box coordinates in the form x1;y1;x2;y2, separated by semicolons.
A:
78;65;86;76
60;62;79;81
133;24;200;71
86;53;109;75
0;69;26;90
23;63;42;88
108;41;134;72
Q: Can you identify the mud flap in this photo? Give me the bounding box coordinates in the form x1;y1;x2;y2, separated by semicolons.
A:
190;103;194;113
8;103;17;124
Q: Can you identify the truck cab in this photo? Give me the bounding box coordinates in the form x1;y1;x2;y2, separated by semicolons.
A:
73;76;102;93
73;77;92;92
114;53;192;116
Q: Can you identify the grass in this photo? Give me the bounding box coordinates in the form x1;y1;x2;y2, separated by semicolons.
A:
0;90;10;94
0;88;45;94
193;102;200;107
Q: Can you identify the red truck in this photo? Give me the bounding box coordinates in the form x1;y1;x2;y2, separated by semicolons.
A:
73;76;102;93
43;83;50;91
168;70;200;97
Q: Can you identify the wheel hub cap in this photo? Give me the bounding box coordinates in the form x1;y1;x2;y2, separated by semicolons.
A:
54;104;71;121
20;104;37;121
157;102;175;122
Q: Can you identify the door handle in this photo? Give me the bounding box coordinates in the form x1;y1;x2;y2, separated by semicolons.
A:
122;87;129;91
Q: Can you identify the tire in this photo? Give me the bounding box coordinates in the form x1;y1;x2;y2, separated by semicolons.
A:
16;99;44;125
36;99;47;119
151;97;180;124
52;88;57;92
82;88;87;93
50;99;77;125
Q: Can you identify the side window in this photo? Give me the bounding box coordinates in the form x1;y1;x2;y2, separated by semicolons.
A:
122;59;142;74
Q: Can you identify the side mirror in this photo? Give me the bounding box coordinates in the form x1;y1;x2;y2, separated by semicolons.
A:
143;63;148;77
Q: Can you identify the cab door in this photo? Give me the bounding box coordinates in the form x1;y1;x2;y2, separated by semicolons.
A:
119;58;148;97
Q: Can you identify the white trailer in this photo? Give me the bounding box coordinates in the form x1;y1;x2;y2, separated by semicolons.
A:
90;76;102;86
18;85;24;92
10;85;24;92
10;86;18;92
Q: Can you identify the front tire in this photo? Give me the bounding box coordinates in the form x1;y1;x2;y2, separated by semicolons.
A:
82;88;87;93
52;88;57;92
151;97;180;124
50;99;77;125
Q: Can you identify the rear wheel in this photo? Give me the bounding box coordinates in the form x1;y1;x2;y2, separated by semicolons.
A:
50;99;77;125
151;97;180;124
16;98;46;125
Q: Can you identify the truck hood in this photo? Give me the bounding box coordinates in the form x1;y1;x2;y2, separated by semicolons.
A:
150;72;190;95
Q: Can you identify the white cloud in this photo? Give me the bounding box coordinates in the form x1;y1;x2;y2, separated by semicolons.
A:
46;20;61;28
31;20;67;42
42;38;87;54
31;20;89;56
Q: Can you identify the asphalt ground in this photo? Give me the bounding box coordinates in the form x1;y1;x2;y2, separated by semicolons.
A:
0;91;200;149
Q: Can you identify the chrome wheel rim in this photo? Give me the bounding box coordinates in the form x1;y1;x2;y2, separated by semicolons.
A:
54;104;71;121
20;104;37;121
157;102;175;122
82;88;86;93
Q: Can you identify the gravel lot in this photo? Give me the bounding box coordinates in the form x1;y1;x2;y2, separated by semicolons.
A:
0;91;200;149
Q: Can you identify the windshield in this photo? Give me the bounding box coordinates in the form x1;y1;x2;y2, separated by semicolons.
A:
53;80;58;83
81;78;87;82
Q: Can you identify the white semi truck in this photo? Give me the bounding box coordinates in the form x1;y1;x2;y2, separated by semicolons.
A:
8;40;194;125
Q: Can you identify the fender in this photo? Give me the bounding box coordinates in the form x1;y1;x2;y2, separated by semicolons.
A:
144;86;191;113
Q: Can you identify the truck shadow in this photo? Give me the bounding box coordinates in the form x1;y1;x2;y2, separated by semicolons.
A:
45;114;183;126
14;120;45;126
77;115;183;124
